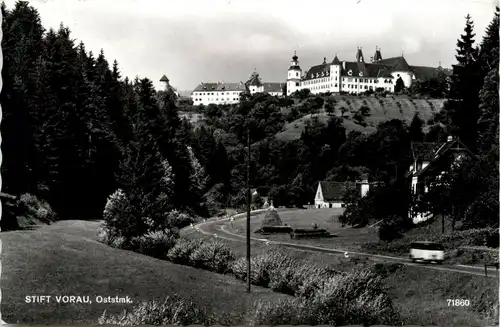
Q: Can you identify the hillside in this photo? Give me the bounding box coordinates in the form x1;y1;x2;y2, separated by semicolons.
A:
0;220;288;324
276;95;446;140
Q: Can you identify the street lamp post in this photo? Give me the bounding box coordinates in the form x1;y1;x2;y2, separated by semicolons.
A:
246;126;251;293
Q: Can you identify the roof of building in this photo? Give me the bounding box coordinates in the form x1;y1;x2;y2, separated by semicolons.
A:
410;65;452;81
263;82;284;93
411;142;444;161
410;138;473;177
303;63;330;80
246;72;263;87
193;82;246;92
160;75;169;82
318;181;356;201
375;56;412;71
341;61;394;78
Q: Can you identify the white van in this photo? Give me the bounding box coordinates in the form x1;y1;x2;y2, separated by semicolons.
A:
409;241;445;264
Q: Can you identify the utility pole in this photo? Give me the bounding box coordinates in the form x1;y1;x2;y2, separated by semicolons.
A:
246;126;251;293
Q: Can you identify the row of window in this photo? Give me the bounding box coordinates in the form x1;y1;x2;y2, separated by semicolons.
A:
193;91;242;96
194;98;239;102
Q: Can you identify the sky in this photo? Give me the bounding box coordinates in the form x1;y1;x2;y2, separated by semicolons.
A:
5;0;498;91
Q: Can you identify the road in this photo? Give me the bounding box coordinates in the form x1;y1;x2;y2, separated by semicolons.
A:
183;210;500;279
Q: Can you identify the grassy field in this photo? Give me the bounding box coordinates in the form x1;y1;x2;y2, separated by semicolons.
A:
227;208;378;251
191;210;498;326
385;265;499;326
276;95;446;140
0;220;289;324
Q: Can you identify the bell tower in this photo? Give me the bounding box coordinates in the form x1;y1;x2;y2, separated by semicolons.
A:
287;51;302;96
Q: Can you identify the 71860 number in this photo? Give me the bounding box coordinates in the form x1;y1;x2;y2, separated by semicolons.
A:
447;299;470;306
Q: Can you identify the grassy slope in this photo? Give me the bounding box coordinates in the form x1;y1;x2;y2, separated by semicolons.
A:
276;95;446;140
0;220;288;324
194;209;498;326
228;208;378;251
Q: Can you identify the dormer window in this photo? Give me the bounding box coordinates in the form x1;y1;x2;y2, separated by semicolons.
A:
359;72;363;77
348;70;353;76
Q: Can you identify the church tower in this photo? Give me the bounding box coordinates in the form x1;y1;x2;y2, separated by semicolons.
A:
330;54;341;93
287;51;302;96
356;47;365;63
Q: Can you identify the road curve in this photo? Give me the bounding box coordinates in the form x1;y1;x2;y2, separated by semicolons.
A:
183;210;500;279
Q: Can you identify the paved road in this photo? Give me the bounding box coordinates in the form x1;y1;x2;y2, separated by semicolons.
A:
183;210;500;279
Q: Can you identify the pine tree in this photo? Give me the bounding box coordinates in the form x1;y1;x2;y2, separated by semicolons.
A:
442;14;482;150
409;112;424;142
479;6;499;74
1;1;45;195
477;7;499;152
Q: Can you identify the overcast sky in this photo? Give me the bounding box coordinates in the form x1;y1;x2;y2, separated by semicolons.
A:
5;0;498;91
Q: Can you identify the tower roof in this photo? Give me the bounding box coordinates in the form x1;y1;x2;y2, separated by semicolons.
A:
356;47;365;63
160;75;169;82
292;50;298;61
373;46;382;61
332;54;341;65
246;71;263;86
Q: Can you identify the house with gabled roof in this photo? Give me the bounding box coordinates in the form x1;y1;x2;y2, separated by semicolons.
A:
314;177;371;208
287;46;451;96
407;135;473;223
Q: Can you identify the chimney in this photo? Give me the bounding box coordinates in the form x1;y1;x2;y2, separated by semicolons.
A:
447;135;453;142
342;61;346;70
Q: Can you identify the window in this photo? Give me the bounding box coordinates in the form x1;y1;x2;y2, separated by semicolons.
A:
410;242;444;251
296;72;299;77
335;83;338;87
355;78;357;82
296;82;299;86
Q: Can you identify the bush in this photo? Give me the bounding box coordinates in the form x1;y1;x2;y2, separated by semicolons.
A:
308;269;399;325
19;193;57;223
248;298;315;326
189;240;235;273
102;189;147;242
232;249;341;297
128;230;179;260
162;210;196;230
167;238;203;265
371;262;404;278
98;295;211;325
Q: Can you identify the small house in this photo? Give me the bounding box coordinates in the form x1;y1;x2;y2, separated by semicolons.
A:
407;136;473;223
314;179;370;209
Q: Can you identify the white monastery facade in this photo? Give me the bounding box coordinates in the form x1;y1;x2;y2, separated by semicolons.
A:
190;46;449;106
287;47;449;97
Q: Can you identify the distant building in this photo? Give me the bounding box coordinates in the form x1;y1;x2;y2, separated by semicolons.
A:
287;47;451;96
191;81;246;106
159;75;179;98
190;70;284;106
407;136;473;224
314;179;370;209
246;70;285;97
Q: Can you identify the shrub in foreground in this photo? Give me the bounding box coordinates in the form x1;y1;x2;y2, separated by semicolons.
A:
98;295;210;326
308;269;399;325
19;193;57;224
166;238;204;265
189;240;236;273
231;250;342;296
128;230;179;260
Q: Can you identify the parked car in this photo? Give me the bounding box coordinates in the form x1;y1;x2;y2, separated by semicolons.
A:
409;241;445;264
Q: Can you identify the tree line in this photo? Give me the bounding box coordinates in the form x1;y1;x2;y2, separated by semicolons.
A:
1;1;498;236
